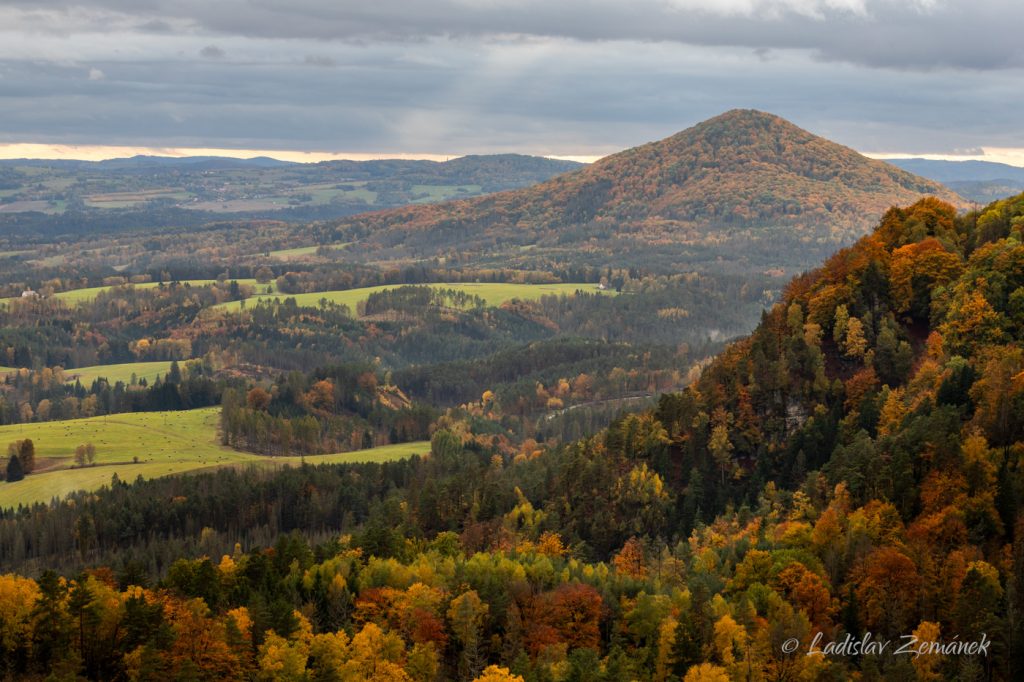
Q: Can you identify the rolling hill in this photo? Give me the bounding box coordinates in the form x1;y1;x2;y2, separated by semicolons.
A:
321;110;965;272
886;158;1024;183
887;157;1024;203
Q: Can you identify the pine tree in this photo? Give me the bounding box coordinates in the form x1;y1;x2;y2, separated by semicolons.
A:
5;453;24;482
31;571;72;675
168;360;182;385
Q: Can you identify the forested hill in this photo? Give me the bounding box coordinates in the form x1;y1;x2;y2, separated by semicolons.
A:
886;158;1024;203
646;193;1024;676
668;192;1024;509
321;110;965;269
1;198;1023;679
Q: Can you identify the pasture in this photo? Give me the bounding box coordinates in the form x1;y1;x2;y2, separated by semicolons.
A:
1;279;276;307
52;278;275;305
260;243;350;260
214;281;611;315
0;408;429;507
63;360;181;385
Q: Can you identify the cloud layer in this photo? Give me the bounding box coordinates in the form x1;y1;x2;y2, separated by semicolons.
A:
0;1;1021;157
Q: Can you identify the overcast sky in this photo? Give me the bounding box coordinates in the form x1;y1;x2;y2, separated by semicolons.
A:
1;0;1023;163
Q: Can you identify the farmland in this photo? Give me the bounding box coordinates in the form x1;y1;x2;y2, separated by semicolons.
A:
51;278;274;305
257;243;350;260
0;155;579;225
1;278;276;307
3;361;183;384
0;407;429;507
63;360;181;385
214;281;612;314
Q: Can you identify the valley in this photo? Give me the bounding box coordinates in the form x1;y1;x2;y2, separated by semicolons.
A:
1;109;1022;682
0;113;973;512
5;0;1024;675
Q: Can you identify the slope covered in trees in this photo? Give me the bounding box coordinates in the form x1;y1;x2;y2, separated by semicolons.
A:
321;110;965;270
2;194;1023;679
887;158;1024;203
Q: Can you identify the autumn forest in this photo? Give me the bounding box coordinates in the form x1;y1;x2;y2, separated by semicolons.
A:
1;111;1022;682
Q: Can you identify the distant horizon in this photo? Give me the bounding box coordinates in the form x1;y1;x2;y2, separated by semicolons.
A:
2;141;1024;169
0;143;601;165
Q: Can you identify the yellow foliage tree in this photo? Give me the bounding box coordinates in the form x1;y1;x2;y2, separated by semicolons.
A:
0;573;40;659
910;621;943;681
683;662;731;682
713;614;746;667
474;665;526;682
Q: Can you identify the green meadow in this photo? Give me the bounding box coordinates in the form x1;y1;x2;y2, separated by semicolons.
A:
2;361;180;384
214;281;610;315
266;245;321;258
2;279;277;307
262;243;350;260
299;441;430;465
0;408;428;508
63;360;180;385
52;278;276;305
410;184;481;202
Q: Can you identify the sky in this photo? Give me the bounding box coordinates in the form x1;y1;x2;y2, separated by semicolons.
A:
1;0;1023;165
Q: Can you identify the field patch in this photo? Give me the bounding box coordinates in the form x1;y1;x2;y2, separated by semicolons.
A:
52;279;268;305
84;189;189;208
410;184;482;202
300;441;429;465
0;249;34;259
63;360;180;385
259;243;350;260
2;278;276;307
214;282;611;315
0;408;428;507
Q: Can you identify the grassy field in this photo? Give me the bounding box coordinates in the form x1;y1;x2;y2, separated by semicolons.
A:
267;245;320;258
410;184;481;202
84;189;189;208
63;360;181;385
0;249;34;258
0;361;181;384
261;244;350;260
300;441;430;465
28;254;68;267
0;408;429;507
2;279;276;307
52;278;275;305
214;282;611;315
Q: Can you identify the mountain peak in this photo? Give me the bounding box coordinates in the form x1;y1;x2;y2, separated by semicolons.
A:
702;108;787;124
326;110;965;269
677;109;802;139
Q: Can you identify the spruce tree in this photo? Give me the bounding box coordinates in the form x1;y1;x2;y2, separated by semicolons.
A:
5;453;24;482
